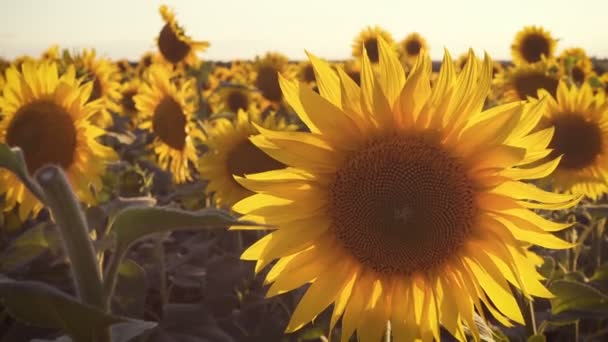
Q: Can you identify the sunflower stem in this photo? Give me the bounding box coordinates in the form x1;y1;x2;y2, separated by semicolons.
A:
35;165;105;310
528;298;538;335
384;320;391;342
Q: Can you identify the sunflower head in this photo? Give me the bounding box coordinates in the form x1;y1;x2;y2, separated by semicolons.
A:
352;25;396;64
41;45;61;61
232;37;578;341
399;32;428;66
134;63;201;183
511;25;557;65
199;110;298;207
532;81;608;199
0;61;116;220
558;47;593;85
494;59;560;103
253;52;293;105
208;84;262;114
157;5;209;66
298;61;317;85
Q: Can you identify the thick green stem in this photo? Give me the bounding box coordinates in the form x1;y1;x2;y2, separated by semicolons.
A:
35;165;105;310
103;248;127;310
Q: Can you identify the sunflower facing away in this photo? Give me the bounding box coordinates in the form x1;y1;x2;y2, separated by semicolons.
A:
232;38;578;341
352;26;396;64
0;61;116;220
158;5;209;66
134;63;200;183
532;81;608;200
511;26;557;65
199;110;298;207
399;32;428;67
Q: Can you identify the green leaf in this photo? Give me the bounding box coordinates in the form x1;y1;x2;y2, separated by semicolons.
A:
538;256;556;280
527;334;546;342
110;320;157;342
549;279;608;315
0;278;123;342
0;223;50;271
0;144;45;201
112;259;147;318
591;263;608;282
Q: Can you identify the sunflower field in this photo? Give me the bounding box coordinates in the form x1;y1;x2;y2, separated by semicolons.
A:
1;4;608;342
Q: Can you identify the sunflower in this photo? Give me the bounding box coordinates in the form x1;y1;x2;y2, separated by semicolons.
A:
134;63;200;183
41;45;60;62
115;59;135;81
0;61;116;220
119;77;140;123
137;52;156;76
511;26;557;65
399;32;428;67
232;38;577;341
558;47;593;85
532;81;608;199
208;84;263;115
157;5;209;66
352;26;396;64
253;52;294;106
72;49;122;127
494;60;560;103
199;110;298;207
298;61;317;85
340;59;362;85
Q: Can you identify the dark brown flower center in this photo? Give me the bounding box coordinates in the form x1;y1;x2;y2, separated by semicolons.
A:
548;114;603;170
405;39;422;56
255;66;282;102
302;64;316;83
152;96;187;150
572;66;585;84
121;90;137;113
347;71;361;86
226;138;285;177
364;38;379;63
6;100;77;175
90;77;103;102
158;23;190;64
328;134;475;275
520;33;551;63
513;72;559;99
226;89;249;113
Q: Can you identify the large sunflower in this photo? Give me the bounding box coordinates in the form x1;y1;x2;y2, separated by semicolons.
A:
134;64;200;183
0;61;116;220
399;32;428;67
532;81;608;199
232;38;577;341
352;26;396;64
72;49;122;127
199;110;298;207
494;60;560;103
511;26;557;65
158;5;209;66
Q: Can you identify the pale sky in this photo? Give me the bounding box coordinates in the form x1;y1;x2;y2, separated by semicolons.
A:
1;0;607;62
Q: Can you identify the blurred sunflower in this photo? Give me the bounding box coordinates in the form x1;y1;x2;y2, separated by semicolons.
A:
298;61;317;85
41;45;60;62
511;26;556;65
72;49;122;127
558;47;593;85
199;110;298;207
399;32;427;66
158;5;209;66
119;77;141;123
208;85;262;114
533;82;608;199
341;59;362;85
115;59;135;81
254;52;294;106
233;39;577;341
137;52;156;76
494;60;560;102
0;61;116;220
352;26;396;64
134;63;200;183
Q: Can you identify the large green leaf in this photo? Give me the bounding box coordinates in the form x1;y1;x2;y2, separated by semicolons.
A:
0;278;122;342
0;144;45;201
549;279;608;315
0;223;51;271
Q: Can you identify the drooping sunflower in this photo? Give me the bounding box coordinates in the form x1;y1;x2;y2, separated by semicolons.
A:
399;32;428;67
558;47;593;85
494;59;560;103
72;49;122;127
157;5;209;66
352;26;396;64
511;26;557;65
199;110;298;207
253;52;295;106
233;38;577;341
134;63;200;184
532;81;608;199
0;61;116;220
